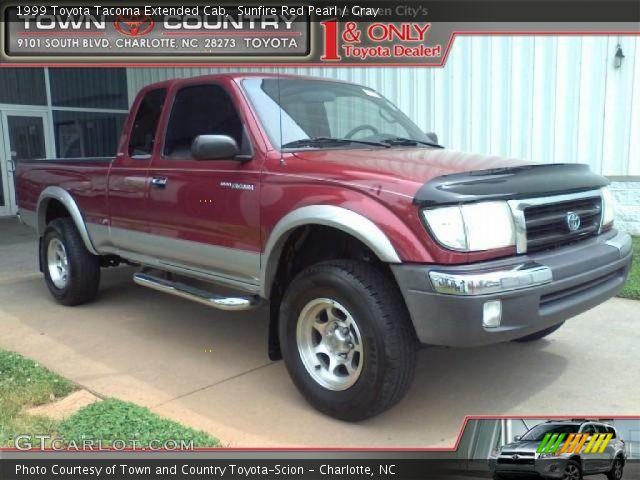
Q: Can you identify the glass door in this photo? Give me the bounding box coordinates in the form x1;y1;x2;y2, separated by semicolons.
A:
0;110;53;216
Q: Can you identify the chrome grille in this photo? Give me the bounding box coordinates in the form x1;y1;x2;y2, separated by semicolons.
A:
524;196;602;252
501;451;534;457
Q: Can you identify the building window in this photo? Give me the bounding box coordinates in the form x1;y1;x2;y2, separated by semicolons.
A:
0;68;47;106
6;116;46;160
49;68;128;110
53;111;126;158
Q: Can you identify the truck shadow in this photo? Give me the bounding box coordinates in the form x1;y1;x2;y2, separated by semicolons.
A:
96;267;572;438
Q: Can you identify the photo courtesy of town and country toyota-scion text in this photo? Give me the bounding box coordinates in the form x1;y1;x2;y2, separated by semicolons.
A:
0;1;639;479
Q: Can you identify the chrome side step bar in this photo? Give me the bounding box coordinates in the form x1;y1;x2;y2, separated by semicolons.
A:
133;272;261;311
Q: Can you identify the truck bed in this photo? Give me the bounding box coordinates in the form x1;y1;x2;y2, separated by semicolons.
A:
15;157;114;226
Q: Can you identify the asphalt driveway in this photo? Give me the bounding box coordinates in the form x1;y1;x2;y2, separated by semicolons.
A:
1;218;639;448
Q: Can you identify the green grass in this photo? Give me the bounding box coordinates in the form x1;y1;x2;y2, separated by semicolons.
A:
619;237;640;301
58;399;219;448
0;349;218;448
0;350;74;447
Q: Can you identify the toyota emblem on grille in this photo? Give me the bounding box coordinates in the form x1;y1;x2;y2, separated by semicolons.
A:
512;454;520;460
566;212;581;231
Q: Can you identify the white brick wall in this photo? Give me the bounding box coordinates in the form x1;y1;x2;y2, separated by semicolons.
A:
610;181;640;236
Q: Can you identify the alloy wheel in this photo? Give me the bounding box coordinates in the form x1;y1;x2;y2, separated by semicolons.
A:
47;238;69;289
564;464;581;480
296;298;364;391
613;459;623;480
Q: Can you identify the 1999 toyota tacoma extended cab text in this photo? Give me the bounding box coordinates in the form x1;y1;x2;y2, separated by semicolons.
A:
16;74;633;421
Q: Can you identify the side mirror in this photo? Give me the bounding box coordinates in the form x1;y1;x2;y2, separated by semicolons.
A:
191;135;240;160
426;132;439;144
514;435;522;442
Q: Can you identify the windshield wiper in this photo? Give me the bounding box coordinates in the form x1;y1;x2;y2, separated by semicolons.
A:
282;137;390;149
380;137;444;148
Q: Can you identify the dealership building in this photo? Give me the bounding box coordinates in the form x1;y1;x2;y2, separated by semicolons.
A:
0;36;638;231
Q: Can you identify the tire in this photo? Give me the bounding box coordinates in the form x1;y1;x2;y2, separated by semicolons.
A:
279;260;417;421
512;322;564;343
41;218;100;306
607;457;624;480
563;460;582;480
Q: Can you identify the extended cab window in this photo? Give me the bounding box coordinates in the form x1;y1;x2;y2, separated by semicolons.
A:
164;84;245;159
128;88;166;157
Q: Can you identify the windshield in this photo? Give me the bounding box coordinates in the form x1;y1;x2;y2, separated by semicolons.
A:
520;424;580;442
242;77;430;149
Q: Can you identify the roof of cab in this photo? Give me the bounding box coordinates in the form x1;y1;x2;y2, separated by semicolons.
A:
141;72;353;91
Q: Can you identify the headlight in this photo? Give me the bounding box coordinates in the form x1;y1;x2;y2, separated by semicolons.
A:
538;452;557;459
601;186;616;229
422;201;515;252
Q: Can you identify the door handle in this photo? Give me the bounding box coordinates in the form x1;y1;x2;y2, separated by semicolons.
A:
151;177;168;188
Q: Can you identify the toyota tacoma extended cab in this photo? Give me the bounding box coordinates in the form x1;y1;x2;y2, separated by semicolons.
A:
16;74;633;421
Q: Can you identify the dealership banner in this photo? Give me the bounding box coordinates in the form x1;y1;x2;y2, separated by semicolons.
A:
1;456;640;480
0;457;475;480
0;1;639;65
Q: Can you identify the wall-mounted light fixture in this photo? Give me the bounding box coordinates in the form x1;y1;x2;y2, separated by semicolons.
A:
614;44;625;69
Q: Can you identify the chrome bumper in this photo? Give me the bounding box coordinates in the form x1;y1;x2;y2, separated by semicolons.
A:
429;230;632;296
429;262;552;296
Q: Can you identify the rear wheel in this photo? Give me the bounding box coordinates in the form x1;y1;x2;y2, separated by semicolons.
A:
279;260;417;421
42;218;100;306
513;322;564;343
607;457;624;480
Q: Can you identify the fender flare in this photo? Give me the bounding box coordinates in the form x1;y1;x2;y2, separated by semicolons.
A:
260;205;401;298
37;186;99;255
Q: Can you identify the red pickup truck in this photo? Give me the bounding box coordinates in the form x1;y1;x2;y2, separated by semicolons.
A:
16;73;632;421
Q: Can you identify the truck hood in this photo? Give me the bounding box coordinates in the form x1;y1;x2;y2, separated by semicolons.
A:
291;148;608;204
292;147;524;199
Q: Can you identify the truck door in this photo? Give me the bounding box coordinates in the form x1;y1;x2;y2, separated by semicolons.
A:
107;87;167;254
144;80;261;288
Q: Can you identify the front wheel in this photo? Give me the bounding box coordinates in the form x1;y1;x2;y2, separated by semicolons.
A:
279;260;417;421
41;218;101;306
563;460;582;480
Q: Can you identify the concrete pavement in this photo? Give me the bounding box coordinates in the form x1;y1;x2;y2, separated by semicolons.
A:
1;218;639;448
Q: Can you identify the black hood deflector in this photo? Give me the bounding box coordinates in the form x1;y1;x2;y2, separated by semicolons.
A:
413;163;608;207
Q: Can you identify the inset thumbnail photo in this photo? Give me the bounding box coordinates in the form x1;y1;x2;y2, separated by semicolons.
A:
455;418;640;480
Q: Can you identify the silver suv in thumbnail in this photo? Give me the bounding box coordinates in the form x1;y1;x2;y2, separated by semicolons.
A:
490;420;626;480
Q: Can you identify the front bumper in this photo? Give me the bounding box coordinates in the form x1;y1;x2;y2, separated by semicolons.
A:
489;456;568;479
392;230;633;347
